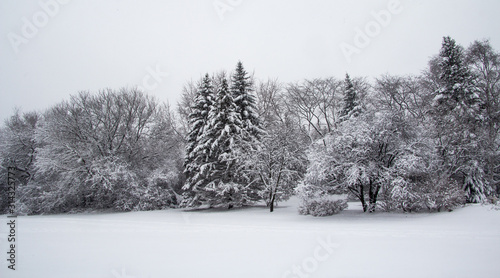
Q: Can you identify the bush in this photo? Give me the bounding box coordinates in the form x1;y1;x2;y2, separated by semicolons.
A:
422;185;466;212
381;174;466;212
298;197;348;217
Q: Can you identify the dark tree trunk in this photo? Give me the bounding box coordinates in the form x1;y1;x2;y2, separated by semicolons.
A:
368;180;380;213
270;192;276;212
359;184;368;212
227;192;233;210
270;172;282;212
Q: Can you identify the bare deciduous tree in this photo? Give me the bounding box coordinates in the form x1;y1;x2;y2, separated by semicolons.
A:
32;88;182;213
285;78;343;141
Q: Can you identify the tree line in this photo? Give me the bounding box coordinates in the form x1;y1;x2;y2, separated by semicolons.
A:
1;36;498;215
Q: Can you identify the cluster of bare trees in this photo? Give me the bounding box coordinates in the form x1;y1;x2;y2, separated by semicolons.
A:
1;89;183;214
300;38;500;214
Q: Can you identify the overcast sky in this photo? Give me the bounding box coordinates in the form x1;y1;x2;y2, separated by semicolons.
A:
1;0;499;124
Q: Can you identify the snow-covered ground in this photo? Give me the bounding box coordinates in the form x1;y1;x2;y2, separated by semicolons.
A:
1;198;499;278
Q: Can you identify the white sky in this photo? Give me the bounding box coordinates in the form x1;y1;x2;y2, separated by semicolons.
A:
1;0;499;124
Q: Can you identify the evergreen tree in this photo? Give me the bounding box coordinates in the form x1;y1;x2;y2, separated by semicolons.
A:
182;74;214;205
231;61;262;139
202;77;244;208
341;73;358;118
183;66;265;208
436;36;476;112
229;61;264;202
434;36;488;203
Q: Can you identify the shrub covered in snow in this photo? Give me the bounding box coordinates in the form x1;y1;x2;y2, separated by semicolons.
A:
297;184;348;216
379;173;466;212
298;197;348;217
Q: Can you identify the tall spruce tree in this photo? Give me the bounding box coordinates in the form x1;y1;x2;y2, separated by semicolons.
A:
183;63;265;208
182;74;214;205
434;36;488;203
231;61;262;140
201;77;245;208
436;36;476;112
341;73;358;118
229;61;264;202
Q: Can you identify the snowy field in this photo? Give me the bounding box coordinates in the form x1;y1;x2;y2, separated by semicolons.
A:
1;198;499;278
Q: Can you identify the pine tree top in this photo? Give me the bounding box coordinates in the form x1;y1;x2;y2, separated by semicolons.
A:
231;61;253;97
341;73;358;118
229;61;262;138
437;36;475;105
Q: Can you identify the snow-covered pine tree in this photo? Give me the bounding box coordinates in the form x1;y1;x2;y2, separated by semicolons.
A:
201;77;245;208
436;36;477;112
230;61;264;201
230;61;262;140
340;73;358;119
182;74;214;206
434;36;488;203
463;160;488;203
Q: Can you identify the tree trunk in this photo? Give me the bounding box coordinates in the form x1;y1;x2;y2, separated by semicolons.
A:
359;184;368;212
227;192;233;210
270;171;282;212
368;181;380;213
270;192;276;212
